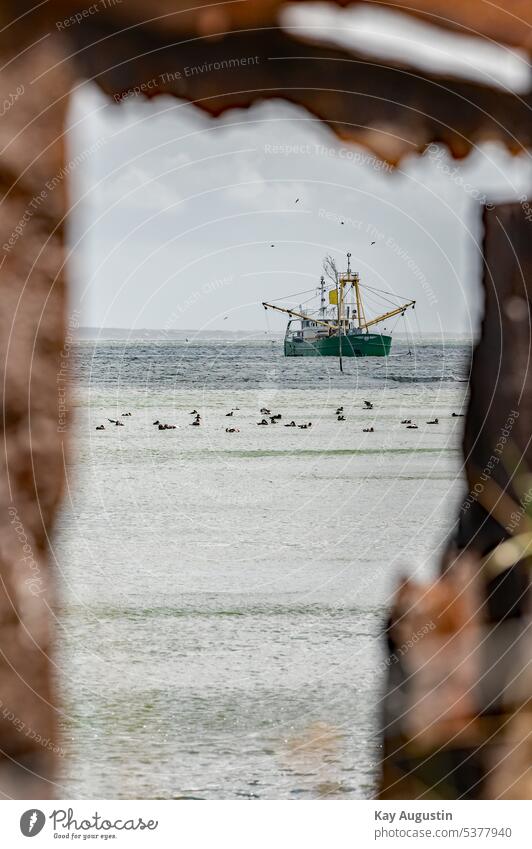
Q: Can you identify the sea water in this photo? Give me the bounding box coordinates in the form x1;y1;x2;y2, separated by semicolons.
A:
54;337;470;798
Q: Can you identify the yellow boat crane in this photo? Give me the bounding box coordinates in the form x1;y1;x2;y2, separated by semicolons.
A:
263;253;415;333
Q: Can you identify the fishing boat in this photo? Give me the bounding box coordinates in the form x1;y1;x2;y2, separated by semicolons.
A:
263;253;415;359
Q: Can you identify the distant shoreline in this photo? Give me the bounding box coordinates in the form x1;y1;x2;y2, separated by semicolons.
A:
75;327;475;343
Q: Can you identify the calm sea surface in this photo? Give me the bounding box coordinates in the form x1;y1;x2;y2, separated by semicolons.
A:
55;338;471;798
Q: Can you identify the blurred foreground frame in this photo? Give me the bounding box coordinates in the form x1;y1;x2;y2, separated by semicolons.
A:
0;0;530;799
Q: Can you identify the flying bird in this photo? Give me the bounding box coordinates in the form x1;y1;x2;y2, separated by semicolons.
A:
371;241;376;245
295;198;299;203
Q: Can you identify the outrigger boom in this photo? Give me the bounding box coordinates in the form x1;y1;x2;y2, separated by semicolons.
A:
262;302;338;328
262;299;415;331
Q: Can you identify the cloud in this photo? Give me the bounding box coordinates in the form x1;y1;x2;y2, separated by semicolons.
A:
96;164;181;211
68;84;531;333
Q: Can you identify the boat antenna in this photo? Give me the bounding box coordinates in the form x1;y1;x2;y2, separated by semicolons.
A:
347;252;352;276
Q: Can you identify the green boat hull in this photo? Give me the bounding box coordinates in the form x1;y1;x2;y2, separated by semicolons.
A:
284;332;392;358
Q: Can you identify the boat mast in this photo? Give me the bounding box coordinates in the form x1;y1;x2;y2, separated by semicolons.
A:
320;276;326;317
346;252;366;330
337;262;343;330
338;255;348;373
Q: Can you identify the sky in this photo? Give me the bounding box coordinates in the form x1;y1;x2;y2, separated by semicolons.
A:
66;4;532;336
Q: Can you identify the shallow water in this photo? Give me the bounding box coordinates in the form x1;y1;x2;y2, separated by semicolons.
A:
55;338;470;798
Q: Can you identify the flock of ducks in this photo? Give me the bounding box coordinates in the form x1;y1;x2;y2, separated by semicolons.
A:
95;405;464;433
256;408;311;429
